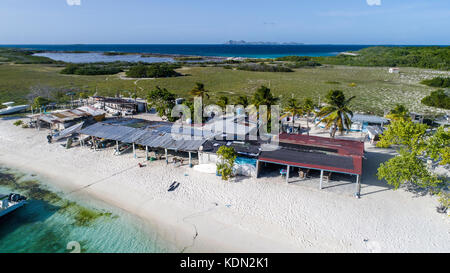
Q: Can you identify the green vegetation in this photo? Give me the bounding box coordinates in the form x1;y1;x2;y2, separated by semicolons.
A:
275;56;322;68
252;86;279;132
13;120;23;126
216;146;237;181
102;52;130;56
420;77;450;88
316;90;355;138
216;96;229;110
61;63;123;75
189;82;210;99
33;96;51;109
286;61;322;68
0;48;58;64
421;89;450;110
0;169;117;227
174;56;204;61
276;56;312;62
0;61;445;115
386;104;410;121
71;205;114;226
377;118;428;150
235;95;249;107
438;192;449;210
302;97;316;133
252;85;280;109
315;46;450;70
79;92;89;99
126;63;180;78
147;86;176;121
377;118;449;209
237;63;293;72
283;97;303;128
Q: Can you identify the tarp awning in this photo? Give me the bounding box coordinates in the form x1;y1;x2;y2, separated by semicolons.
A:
80;122;207;152
54;122;84;140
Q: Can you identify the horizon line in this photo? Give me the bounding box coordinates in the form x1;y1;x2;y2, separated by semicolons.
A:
0;43;449;46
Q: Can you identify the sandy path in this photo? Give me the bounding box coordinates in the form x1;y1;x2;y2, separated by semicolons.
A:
0;119;448;252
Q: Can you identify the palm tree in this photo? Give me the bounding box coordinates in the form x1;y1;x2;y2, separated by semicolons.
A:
251;86;280;133
282;98;303;132
316;90;355;138
216;96;229;110
302;97;315;135
252;85;279;110
189;82;210;100
386;104;409;121
235;95;249;108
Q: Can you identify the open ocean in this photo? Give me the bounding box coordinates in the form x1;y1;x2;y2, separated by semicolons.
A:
0;166;177;253
1;44;375;58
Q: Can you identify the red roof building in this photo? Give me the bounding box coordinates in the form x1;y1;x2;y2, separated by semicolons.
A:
257;133;365;197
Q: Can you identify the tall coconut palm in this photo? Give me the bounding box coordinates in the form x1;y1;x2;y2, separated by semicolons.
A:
251;86;280;133
189;82;210;100
252;85;279;111
316;90;355;138
216;96;229;110
235;95;249;108
302;97;315;135
282;98;303;132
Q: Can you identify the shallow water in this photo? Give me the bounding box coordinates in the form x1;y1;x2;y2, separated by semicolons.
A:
0;166;178;253
34;52;175;64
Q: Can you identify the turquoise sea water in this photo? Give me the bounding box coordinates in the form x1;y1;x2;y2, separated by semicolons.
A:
0;166;177;253
1;44;375;58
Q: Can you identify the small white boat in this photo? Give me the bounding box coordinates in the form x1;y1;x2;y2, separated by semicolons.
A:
0;193;27;218
0;102;29;115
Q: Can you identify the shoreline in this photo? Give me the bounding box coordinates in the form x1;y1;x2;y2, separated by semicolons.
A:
4;44;367;60
0;119;448;252
0;148;301;252
0;121;300;252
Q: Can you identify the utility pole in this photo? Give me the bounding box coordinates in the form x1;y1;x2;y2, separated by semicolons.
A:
66;92;75;109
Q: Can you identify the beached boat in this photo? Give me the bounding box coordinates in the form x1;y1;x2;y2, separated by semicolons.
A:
0;193;27;217
0;102;29;115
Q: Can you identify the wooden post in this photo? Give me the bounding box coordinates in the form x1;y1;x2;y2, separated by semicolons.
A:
165;149;168;164
145;146;149;161
116;141;119;154
189;152;192;168
92;136;96;151
256;160;260;178
79;134;83;147
133;143;136;158
286;165;290;183
355;174;361;198
319;170;324;189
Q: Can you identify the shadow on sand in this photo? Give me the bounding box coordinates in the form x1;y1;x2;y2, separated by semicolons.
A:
360;150;397;196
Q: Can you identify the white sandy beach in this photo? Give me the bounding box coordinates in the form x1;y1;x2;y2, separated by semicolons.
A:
0;118;448;252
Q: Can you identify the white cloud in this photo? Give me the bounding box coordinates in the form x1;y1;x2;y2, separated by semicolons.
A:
66;0;81;6
366;0;381;6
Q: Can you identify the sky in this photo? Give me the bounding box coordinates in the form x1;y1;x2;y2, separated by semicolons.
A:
0;0;449;44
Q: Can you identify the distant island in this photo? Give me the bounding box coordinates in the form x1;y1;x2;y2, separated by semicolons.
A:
224;40;304;45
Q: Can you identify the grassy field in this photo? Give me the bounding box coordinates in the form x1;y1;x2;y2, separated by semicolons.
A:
1;62;449;115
